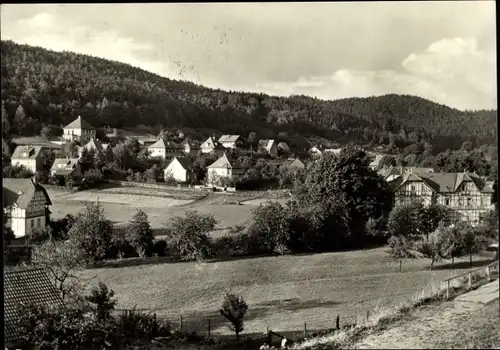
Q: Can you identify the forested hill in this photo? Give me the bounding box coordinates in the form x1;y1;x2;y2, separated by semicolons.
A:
1;40;496;152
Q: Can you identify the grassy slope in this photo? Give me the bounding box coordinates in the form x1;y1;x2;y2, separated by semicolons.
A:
79;247;490;337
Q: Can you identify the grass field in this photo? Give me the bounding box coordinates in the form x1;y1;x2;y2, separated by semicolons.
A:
79;246;493;338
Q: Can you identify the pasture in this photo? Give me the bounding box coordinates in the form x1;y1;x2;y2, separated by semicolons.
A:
79;247;492;338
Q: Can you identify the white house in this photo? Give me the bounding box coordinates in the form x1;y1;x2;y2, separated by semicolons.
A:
200;137;225;155
3;178;52;238
206;154;244;185
2;138;10;157
62;116;96;144
218;135;243;149
148;139;183;159
277;142;290;154
181;139;201;156
258;139;278;157
11;146;46;174
78;138;109;156
163;156;196;184
50;158;83;179
309;146;323;157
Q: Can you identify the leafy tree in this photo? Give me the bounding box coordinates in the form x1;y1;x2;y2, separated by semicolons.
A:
3;164;34;178
85;281;117;321
1;102;10;136
164;210;217;261
219;293;248;339
248;201;290;254
68;201;114;264
439;224;465;267
32;239;85;299
3;211;15;246
387;204;420;238
126;210;154;257
459;223;488;266
388;235;415;272
414;226;446;270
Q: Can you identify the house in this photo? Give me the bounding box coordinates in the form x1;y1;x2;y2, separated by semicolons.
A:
324;148;342;155
258;139;278;157
378;166;434;182
389;171;495;226
181;139;201;156
283;158;306;171
4;268;64;348
368;154;385;170
206;154;244;186
148;139;183;159
11;145;46;173
200;137;226;155
309;146;323;157
277;142;290;154
62;116;96;144
218;135;243;149
163;156;196;184
3;138;10;157
50;158;83;180
78;138;110;156
3;178;52;238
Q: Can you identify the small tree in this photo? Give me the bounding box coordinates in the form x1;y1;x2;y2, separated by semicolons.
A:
219;293;248;339
415;226;446;270
164;210;217;261
85;281;117;321
388;235;415;272
126;210;154;257
460;224;488;266
439;224;464;268
32;239;85;299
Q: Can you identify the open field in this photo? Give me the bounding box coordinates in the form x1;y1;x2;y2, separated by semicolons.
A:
47;187;285;236
79;246;495;338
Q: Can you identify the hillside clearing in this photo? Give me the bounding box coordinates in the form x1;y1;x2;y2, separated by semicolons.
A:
79;247;492;338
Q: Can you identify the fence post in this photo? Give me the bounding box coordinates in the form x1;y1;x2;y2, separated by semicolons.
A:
366;310;370;322
304;322;307;337
446;280;450;299
486;265;491;280
207;319;211;339
336;314;340;330
468;272;472;289
180;315;183;331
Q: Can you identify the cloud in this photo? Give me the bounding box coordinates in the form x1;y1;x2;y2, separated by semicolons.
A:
254;38;496;110
2;12;200;83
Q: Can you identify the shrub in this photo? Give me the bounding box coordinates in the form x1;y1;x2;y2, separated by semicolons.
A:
126;210;154;257
153;239;168;257
85;281;117;321
117;308;163;341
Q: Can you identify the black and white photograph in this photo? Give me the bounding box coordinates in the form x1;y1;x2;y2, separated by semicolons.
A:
1;2;498;349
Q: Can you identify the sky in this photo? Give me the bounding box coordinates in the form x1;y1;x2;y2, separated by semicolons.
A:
0;2;496;110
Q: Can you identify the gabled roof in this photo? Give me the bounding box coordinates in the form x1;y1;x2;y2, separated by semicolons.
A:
284;158;305;169
4;268;64;343
181;139;200;148
277;142;290;151
200;137;224;150
167;156;194;170
148;138;181;149
83;138;108;153
63;116;95;130
218;135;241;143
369;154;385;168
50;158;80;175
391;171;490;194
207;154;238;169
11;145;43;160
378;166;434;180
259;139;276;151
3;178;52;208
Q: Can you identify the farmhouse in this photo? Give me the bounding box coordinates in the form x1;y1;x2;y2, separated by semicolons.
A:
378;165;434;182
11;145;46;174
164;156;197;184
277;141;290;154
3;178;52;238
4;268;64;349
181;139;201;156
3;138;10;157
206;154;244;186
218;135;243;149
50;158;83;179
62;116;96;144
200;137;226;155
389;171;495;226
258;139;278;157
148;139;183;159
78;138;110;156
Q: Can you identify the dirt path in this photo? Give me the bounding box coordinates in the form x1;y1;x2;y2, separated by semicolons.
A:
351;280;500;349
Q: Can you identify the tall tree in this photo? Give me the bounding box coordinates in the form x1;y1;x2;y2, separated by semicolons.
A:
126;210;154;257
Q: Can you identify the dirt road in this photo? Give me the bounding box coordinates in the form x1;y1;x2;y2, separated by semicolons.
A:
351;279;500;349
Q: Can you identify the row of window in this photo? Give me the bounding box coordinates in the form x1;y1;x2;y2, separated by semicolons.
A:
30;218;42;229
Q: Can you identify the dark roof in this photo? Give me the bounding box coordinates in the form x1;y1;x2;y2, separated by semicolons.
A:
169;156;194;170
63;116;95;130
4;268;64;343
11;145;43;160
3;178;52;208
391;172;490;193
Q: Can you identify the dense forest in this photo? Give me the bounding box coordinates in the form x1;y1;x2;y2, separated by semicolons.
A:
1;40;497;153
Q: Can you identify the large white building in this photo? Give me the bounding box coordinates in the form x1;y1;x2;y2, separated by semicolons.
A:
218;135;243;149
148;139;183;159
62;116;96;144
3;178;52;238
163;156;196;184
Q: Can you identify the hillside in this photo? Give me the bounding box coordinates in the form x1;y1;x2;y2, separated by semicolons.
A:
1;40;496;152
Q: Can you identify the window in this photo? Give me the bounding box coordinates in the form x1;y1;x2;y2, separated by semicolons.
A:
445;198;450;206
458;197;463;206
467;197;472;207
37;218;41;228
31;219;34;228
410;185;416;193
